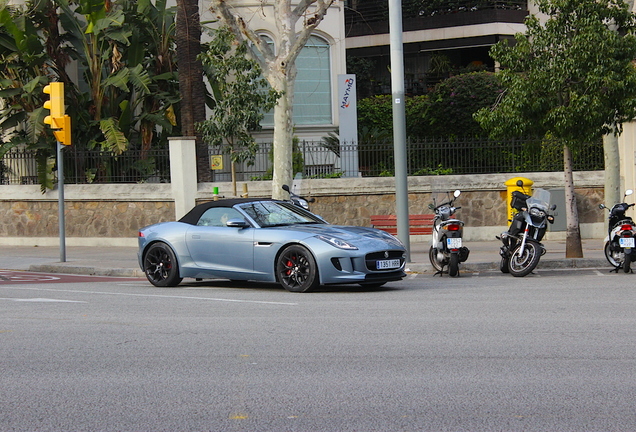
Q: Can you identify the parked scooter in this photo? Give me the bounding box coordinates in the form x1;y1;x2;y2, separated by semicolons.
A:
428;190;470;277
498;181;556;277
599;189;636;273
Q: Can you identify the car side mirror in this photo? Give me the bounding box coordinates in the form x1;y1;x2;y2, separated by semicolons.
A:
226;219;250;229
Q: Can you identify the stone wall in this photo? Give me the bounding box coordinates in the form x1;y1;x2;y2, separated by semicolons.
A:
0;171;606;246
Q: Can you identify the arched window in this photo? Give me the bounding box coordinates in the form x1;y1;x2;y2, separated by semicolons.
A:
259;34;332;126
294;35;332;125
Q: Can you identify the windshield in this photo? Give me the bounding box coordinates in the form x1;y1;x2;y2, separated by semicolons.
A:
238;201;326;227
527;188;551;210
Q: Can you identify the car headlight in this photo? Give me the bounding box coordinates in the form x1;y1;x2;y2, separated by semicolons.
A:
316;235;358;250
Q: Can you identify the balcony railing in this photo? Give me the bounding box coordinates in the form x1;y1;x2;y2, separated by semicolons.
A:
346;0;527;24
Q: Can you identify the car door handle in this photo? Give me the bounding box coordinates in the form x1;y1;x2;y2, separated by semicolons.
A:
191;235;201;239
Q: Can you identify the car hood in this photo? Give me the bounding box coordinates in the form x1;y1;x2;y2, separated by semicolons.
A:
270;224;405;249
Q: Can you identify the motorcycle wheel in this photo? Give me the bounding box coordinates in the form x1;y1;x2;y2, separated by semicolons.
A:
500;256;510;274
624;254;632;273
448;253;459;277
508;241;541;277
428;246;444;271
604;242;622;268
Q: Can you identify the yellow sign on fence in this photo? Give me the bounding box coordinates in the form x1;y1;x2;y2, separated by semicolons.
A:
210;155;223;170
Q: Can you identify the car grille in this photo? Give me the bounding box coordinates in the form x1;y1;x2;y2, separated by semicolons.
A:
365;250;405;271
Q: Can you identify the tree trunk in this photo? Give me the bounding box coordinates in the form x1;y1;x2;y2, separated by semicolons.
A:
603;133;621;210
270;72;295;200
176;0;210;182
564;144;583;258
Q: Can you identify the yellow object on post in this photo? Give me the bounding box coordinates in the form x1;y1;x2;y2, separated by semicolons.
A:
504;177;533;223
43;82;72;145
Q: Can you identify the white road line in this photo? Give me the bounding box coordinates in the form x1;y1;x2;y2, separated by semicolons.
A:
0;286;298;306
0;297;87;303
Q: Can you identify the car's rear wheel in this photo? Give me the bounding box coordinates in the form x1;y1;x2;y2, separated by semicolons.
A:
276;245;319;293
144;242;182;287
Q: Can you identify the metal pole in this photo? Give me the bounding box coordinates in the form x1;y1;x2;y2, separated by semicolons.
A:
57;141;66;262
389;0;411;261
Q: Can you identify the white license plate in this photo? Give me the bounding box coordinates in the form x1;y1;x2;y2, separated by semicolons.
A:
377;259;401;270
447;238;462;249
620;237;635;248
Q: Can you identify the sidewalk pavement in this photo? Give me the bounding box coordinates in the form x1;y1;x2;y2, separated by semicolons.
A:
0;238;609;278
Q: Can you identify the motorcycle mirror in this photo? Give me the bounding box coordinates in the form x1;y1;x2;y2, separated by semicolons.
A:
516;180;523;187
428;203;435;210
282;184;290;192
453;190;461;198
599;204;606;209
550;204;557;211
625;189;634;197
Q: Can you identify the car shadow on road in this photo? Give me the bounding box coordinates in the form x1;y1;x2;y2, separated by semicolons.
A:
177;278;402;293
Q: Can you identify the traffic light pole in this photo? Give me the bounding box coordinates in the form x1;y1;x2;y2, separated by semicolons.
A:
57;141;66;262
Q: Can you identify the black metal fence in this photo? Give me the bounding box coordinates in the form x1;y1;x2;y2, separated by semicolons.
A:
210;137;603;181
1;147;170;185
1;137;604;185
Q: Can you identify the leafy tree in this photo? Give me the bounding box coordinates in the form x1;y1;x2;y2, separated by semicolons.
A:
426;72;504;137
0;0;180;187
474;0;636;258
210;0;334;200
197;27;280;196
357;94;431;138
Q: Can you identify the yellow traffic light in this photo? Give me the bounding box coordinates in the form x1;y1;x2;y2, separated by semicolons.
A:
49;115;72;146
43;82;64;124
43;82;71;145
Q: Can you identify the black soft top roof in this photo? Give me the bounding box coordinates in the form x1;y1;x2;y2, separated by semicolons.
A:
178;198;275;225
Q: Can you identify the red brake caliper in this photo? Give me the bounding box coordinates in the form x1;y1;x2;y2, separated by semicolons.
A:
286;256;294;275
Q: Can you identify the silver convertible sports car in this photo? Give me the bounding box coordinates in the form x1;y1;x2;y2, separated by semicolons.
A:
137;198;407;292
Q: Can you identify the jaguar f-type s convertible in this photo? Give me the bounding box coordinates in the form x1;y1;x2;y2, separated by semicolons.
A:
138;198;406;292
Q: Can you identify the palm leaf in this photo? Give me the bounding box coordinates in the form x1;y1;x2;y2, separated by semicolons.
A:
100;117;128;154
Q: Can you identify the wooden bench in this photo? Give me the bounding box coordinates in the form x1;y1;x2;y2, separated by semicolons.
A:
370;214;435;236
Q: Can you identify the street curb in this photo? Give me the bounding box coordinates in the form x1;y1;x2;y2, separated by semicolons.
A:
406;258;610;273
28;259;611;279
29;264;145;278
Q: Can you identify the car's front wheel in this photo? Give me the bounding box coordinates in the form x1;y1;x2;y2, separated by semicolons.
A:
276;245;319;293
143;242;183;287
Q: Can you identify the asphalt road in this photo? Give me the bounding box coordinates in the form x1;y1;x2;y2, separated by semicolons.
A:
1;270;636;431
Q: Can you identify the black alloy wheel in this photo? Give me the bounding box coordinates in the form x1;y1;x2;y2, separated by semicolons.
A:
144;242;183;287
276;245;319;293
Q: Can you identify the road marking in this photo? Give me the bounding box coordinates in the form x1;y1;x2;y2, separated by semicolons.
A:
593;269;605;276
0;297;87;303
1;286;298;306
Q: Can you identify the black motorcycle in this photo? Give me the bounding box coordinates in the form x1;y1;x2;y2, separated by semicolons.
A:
498;181;556;277
600;189;636;273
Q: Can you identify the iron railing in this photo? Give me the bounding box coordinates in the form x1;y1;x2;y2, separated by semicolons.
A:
0;147;170;185
345;0;527;26
1;137;603;185
209;137;604;181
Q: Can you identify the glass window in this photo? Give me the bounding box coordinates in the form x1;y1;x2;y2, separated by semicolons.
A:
260;35;332;126
197;207;244;227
